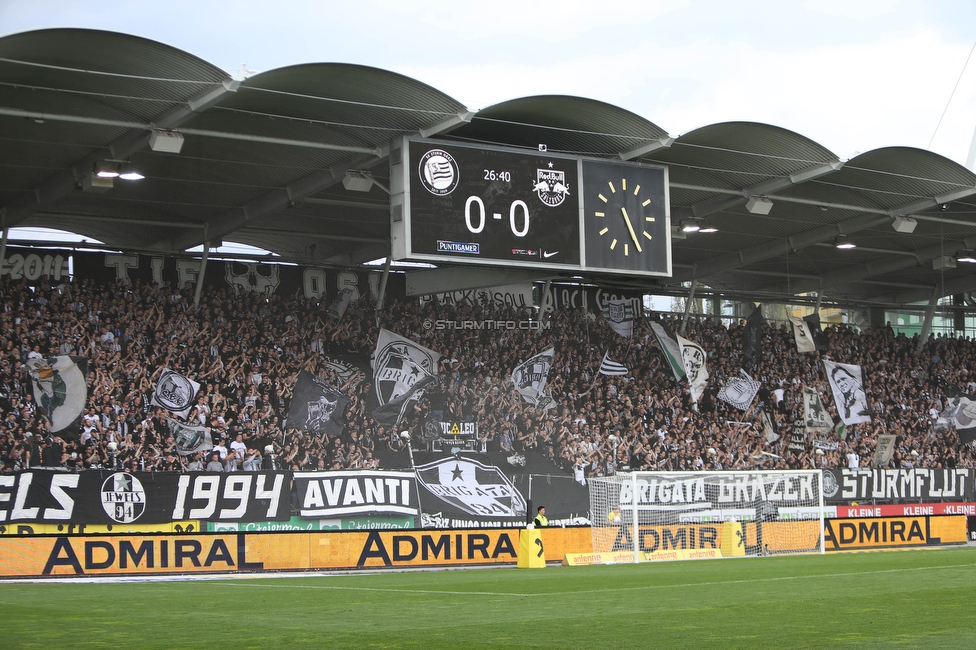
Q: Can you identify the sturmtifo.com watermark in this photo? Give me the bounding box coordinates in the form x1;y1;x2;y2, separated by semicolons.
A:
423;319;551;331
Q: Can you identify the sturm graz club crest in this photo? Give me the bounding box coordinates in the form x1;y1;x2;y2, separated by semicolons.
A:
607;302;626;323
533;167;570;207
418;148;459;196
100;472;147;523
153;370;196;413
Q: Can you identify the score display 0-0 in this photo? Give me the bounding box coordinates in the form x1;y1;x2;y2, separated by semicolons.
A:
391;138;671;276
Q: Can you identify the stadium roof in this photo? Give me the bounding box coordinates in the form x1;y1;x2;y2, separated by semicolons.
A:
2;28;976;309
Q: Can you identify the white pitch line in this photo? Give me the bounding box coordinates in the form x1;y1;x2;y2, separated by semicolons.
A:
226;583;538;597
562;562;976;596
224;562;976;599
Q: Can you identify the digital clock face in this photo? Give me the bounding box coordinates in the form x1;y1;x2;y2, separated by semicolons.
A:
406;141;581;268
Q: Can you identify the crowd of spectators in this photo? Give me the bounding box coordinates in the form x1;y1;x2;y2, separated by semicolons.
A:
2;270;975;479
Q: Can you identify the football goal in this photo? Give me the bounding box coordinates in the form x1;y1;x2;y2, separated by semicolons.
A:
589;470;825;562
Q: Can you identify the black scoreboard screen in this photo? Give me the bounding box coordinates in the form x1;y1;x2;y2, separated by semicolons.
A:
391;138;671;276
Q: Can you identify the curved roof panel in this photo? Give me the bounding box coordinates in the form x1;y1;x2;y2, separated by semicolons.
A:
3;28;976;310
448;95;669;157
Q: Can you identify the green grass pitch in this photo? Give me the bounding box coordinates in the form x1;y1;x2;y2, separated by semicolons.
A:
2;548;975;649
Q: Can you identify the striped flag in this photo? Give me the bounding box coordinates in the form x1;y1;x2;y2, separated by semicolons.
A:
599;351;629;376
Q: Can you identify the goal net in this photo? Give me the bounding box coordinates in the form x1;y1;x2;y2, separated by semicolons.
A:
589;470;824;562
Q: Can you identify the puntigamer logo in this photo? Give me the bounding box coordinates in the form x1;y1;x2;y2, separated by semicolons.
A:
437;241;480;254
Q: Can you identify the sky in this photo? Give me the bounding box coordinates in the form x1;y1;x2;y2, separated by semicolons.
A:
2;0;976;167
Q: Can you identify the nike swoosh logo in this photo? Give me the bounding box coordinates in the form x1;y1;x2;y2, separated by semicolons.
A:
543;251;559;258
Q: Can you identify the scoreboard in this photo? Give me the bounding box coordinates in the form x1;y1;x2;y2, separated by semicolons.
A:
390;137;671;276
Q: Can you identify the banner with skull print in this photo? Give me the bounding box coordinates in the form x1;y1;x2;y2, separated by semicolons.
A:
66;248;406;304
288;370;350;437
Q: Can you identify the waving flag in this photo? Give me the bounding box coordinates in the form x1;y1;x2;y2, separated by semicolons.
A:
677;334;708;404
151;368;201;418
824;360;871;426
26;356;88;437
742;305;765;369
289;371;350;436
789;316;816;353
370;329;440;426
168;419;213;457
512;348;556;409
601;298;635;337
718;370;761;411
599;351;629;376
650;321;686;383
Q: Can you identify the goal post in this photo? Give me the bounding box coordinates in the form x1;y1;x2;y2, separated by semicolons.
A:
589;470;825;562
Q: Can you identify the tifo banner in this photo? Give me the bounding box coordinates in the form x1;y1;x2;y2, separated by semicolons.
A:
292;471;419;518
0;246;71;281
415;455;528;528
821;468;976;503
416;283;534;310
540;284;642;314
613;471;820;510
824;360;872;426
0;471;290;525
66;249;405;303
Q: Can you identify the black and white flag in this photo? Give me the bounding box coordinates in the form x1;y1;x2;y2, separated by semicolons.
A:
788;422;807;452
804;312;829;351
824;360;871;426
760;408;779;443
802;386;834;435
942;396;976;446
650;321;686;383
289;370;351;437
601;298;634;337
872;434;897;467
26;355;88;437
167;418;213;457
325;287;356;320
599;351;628;376
677;334;708;404
717;369;761;411
370;329;440;426
789;316;816;353
742;305;765;369
323;355;364;386
512;348;556;410
151;368;201;418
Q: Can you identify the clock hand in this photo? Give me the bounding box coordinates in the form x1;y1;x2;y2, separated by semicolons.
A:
621;207;642;253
